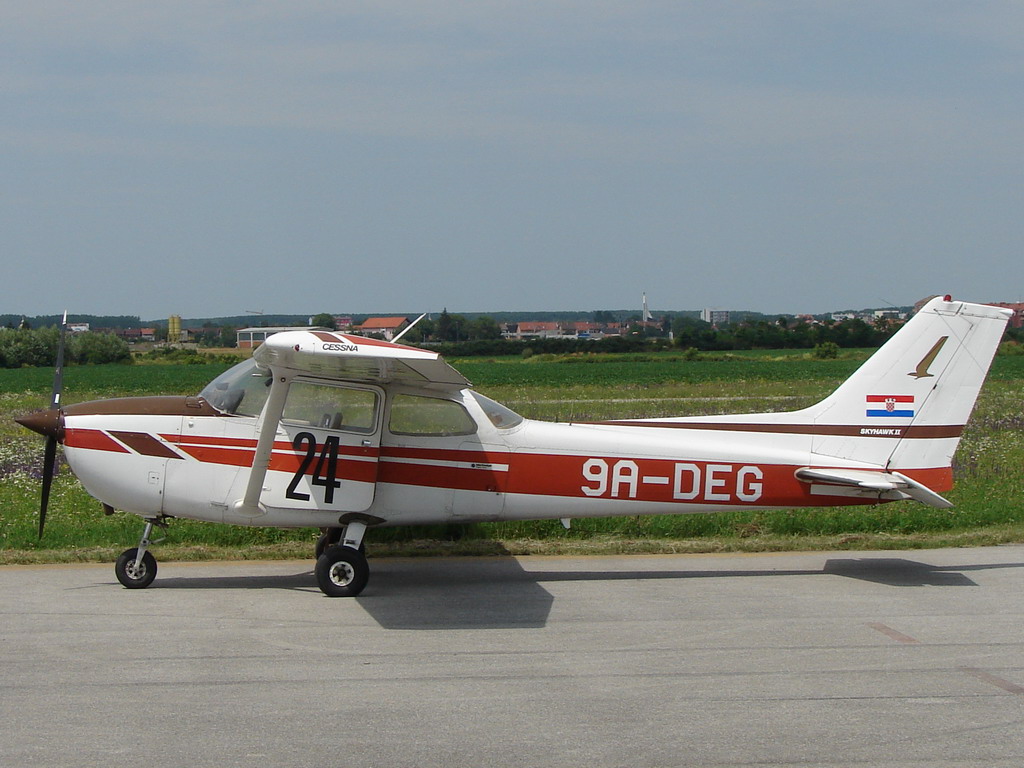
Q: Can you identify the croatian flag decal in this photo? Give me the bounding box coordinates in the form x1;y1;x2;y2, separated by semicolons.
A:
866;395;915;418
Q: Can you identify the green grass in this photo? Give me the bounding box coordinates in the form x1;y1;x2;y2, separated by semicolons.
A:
2;355;1023;562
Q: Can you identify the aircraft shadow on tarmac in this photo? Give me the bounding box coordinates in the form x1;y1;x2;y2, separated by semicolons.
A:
358;558;555;630
147;554;1024;630
821;557;1024;587
153;558;556;630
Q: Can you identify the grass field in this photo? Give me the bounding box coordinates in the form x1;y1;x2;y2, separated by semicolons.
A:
2;352;1023;563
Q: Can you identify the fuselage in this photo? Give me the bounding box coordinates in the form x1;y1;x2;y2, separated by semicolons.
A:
58;381;936;530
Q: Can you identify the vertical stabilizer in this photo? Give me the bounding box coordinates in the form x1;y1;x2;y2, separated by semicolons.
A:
804;297;1010;476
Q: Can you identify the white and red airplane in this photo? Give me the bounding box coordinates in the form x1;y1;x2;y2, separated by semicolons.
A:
17;296;1011;596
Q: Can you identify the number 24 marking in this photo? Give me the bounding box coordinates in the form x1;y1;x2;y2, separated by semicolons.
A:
285;431;342;504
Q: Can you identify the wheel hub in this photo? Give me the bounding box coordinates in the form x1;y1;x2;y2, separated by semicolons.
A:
328;561;354;587
125;562;147;580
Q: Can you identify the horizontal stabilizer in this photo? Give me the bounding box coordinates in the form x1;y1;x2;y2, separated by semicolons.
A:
794;467;953;509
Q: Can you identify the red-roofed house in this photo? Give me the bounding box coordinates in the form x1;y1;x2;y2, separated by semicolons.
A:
357;316;409;340
512;322;564;339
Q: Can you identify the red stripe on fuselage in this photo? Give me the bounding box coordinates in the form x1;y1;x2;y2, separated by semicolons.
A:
378;459;506;494
507;453;791;505
65;428;130;453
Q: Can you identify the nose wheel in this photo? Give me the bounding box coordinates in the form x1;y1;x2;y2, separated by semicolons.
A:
114;518;166;589
115;548;157;589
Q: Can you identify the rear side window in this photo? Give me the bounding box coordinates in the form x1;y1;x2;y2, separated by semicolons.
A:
389;394;477;436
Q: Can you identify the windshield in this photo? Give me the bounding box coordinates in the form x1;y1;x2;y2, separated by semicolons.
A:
470;392;524;429
199;358;272;416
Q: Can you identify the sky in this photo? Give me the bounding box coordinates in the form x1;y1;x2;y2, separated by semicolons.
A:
2;2;1023;319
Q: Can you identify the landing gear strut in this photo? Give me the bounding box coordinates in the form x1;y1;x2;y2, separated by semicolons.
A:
315;521;369;597
315;527;365;560
115;517;167;589
315;527;343;560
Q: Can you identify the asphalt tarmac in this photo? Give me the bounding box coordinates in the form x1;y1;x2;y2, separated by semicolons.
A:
2;547;1023;767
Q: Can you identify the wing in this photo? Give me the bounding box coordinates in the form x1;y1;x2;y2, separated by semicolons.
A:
253;331;470;388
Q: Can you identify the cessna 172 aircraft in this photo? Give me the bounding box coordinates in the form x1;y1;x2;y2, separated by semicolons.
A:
16;296;1011;597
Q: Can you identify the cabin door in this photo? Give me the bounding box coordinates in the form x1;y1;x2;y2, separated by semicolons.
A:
266;381;383;513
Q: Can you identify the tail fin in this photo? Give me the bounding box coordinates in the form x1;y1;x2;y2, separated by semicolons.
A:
800;296;1010;478
608;297;1009;506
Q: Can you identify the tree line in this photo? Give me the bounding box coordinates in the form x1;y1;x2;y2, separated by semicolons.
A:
5;313;1019;368
669;315;903;351
410;312;910;356
0;327;131;368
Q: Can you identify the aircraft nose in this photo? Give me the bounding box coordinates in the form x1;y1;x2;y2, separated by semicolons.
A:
15;408;65;441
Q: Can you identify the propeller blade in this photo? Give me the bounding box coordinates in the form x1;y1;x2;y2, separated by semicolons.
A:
38;311;68;538
39;436;57;538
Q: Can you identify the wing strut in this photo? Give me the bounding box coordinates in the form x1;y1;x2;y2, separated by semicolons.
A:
233;371;293;517
391;312;427;343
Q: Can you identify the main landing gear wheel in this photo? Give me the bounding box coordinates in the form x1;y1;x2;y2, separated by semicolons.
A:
315;546;369;597
115;548;157;589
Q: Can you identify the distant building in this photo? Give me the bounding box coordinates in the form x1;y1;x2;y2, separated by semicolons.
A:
108;327;156;342
700;309;730;327
67;323;90;333
501;320;630;340
357;317;409;340
512;322;565;340
236;326;326;349
872;309;907;322
570;322;604;339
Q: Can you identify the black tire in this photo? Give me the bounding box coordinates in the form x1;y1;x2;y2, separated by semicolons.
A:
115;548;157;589
315;546;369;597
